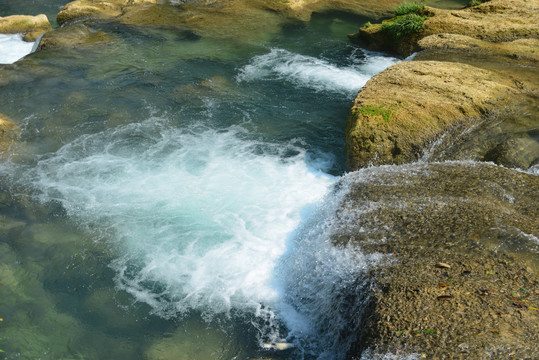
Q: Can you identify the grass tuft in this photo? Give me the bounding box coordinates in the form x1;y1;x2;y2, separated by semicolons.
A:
394;1;425;16
382;13;427;39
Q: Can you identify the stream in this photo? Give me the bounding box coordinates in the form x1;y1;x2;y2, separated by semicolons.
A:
3;1;524;359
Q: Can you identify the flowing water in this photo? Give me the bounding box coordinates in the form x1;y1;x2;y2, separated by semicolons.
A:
0;7;402;360
3;0;517;359
0;34;36;64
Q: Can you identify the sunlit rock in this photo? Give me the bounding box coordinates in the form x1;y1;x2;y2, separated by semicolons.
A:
345;0;539;171
57;0;158;26
350;0;539;57
345;61;514;170
0;14;52;41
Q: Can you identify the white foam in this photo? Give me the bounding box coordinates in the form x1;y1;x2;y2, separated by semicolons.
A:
0;33;35;64
272;176;386;359
236;48;400;94
28;118;336;320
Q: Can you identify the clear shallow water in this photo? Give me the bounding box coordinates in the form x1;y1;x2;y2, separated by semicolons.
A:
0;9;401;360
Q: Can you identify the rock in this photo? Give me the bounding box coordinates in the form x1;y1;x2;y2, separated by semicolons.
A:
56;0;158;26
144;318;244;360
350;0;539;57
48;0;405;50
83;287;141;330
271;0;402;22
345;0;539;171
345;61;514;170
0;14;52;42
436;262;451;269
37;23;113;50
116;0;283;43
417;35;539;67
0;113;19;155
332;162;539;359
56;0;401;26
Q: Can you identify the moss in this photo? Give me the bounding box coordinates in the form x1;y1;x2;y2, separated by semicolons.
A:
467;0;490;7
354;104;401;123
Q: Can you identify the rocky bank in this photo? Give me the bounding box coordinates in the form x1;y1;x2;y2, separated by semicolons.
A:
346;0;538;170
342;0;539;358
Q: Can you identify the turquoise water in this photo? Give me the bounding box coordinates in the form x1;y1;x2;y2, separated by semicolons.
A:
0;7;401;360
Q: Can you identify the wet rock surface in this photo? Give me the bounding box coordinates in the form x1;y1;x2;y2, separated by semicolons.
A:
0;113;18;155
37;23;114;50
40;0;404;51
333;162;539;359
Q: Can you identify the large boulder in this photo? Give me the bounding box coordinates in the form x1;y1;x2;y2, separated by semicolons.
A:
0;14;52;41
345;60;515;170
350;0;539;57
345;0;539;171
332;162;539;359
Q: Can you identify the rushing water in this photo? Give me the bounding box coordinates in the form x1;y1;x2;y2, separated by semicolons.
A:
0;34;36;64
0;7;403;360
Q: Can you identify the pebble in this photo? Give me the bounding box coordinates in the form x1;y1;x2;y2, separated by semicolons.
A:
436;262;451;269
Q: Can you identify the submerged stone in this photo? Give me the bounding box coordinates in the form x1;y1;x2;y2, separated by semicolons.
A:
144;317;244;360
37;23;114;50
0;113;19;155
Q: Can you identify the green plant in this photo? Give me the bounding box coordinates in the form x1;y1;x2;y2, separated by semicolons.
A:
382;13;428;39
469;0;482;6
354;105;397;123
394;1;425;16
364;21;372;28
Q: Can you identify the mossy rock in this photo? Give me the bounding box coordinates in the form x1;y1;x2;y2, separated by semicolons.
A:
345;61;514;170
349;0;539;57
0;14;52;41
